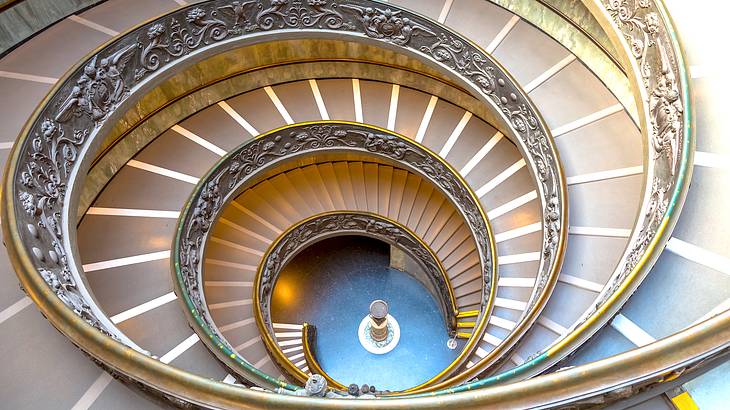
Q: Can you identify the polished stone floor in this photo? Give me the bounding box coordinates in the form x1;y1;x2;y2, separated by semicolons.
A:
271;236;460;391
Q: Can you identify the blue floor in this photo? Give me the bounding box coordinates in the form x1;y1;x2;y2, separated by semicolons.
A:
271;236;459;391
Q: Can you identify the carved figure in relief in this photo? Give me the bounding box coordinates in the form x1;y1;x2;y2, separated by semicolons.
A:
342;5;434;45
219;1;255;28
55;44;136;123
649;42;682;176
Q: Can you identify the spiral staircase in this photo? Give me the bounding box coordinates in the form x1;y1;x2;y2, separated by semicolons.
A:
0;0;728;408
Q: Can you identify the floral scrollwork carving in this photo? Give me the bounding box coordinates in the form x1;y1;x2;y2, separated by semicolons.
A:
175;123;494;369
605;0;683;177
649;41;682;176
226;125;357;189
252;0;354;31
421;35;497;97
341;4;435;45
18;119;114;335
179;173;225;332
585;0;687;314
507;103;561;288
218;1;256;30
137;7;228;79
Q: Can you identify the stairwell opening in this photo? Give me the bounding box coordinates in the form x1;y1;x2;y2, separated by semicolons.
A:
270;235;459;391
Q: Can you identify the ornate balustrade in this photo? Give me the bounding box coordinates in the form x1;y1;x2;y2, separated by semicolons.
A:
0;0;705;407
467;0;698;383
173;122;495;389
3;0;566;352
251;210;460;387
257;210;459;334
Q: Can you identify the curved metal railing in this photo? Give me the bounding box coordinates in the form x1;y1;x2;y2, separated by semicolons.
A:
3;0;565;356
1;1;565;399
251;210;460;388
302;323;350;392
0;0;703;406
466;0;697;383
398;0;696;390
173;122;496;390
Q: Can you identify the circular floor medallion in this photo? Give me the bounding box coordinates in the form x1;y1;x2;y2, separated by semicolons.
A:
358;314;401;354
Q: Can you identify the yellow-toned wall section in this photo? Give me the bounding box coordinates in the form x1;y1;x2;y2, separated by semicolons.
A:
671;392;700;410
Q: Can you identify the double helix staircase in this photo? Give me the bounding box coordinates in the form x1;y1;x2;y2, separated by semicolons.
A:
0;0;727;408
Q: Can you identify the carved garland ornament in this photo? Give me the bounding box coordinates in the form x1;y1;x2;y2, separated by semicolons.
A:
12;0;561;357
591;0;686;309
178;124;494;347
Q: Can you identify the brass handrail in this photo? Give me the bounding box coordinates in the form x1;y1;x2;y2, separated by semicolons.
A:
302;323;349;391
250;210;463;389
174;123;496;391
5;0;701;406
470;0;697;383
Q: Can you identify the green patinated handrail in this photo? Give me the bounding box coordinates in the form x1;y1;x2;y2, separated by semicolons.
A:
249;210;464;390
173;123;496;391
0;0;700;407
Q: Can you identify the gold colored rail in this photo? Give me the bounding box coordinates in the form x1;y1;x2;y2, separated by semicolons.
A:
302;323;349;391
245;171;490;390
249;208;463;390
0;0;699;407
